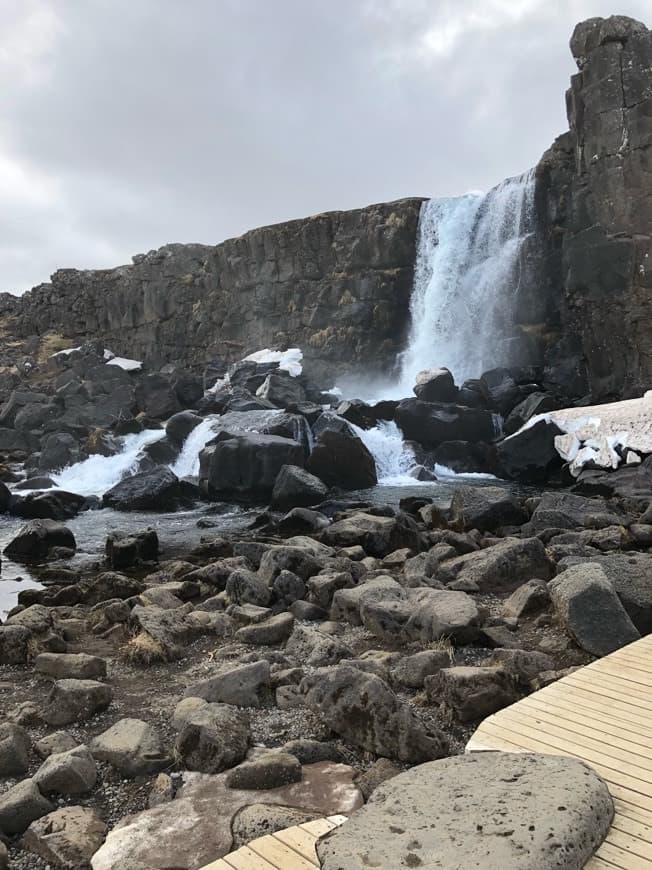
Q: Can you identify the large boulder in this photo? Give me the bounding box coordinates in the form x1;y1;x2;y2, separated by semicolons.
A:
270;464;328;510
0;723;31;776
496;419;564;482
4;519;76;561
183;661;272;708
10;490;86;521
413;367;458;403
105;528;159;569
34;652;107;681
42;679;113;726
306;429;377;489
320;512;420;558
103;467;186;511
316;754;613;870
395;398;496;447
360;588;481;645
550;563;641;656
21;806;108;868
199;432;304;498
449;485;528;532
557;552;652;634
165;410;202;447
173;698;251;773
33;745;97;795
479;367;522;413
425;665;518;722
134;373;180;420
256;372;306;408
435;537;553;592
526;491;627;533
0;779;54;835
90;718;169;776
302;665;448;763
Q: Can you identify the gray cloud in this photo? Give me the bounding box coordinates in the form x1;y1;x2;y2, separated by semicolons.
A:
1;0;650;293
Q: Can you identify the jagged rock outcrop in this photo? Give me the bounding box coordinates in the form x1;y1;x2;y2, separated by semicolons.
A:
539;15;652;401
8;200;424;386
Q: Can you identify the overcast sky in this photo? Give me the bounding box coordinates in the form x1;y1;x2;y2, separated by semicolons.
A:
1;0;650;294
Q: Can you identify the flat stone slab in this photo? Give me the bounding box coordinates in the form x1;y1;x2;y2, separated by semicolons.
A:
91;761;362;869
316;753;613;870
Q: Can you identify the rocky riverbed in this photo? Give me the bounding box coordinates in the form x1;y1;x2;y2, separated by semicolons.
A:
0;337;649;869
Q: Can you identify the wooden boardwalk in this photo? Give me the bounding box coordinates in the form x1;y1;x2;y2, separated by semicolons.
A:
467;633;652;869
200;815;347;870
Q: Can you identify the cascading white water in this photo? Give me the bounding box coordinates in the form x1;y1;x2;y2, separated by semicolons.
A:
352;421;415;484
170;409;284;478
51;429;166;497
397;169;535;392
170;417;221;478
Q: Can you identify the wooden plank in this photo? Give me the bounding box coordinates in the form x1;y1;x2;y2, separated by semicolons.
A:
566;669;652;698
604;826;652;861
498;707;652;770
220;845;279;869
273;826;320;864
594;839;652;869
299;818;338;838
538;682;652;728
518;692;652;748
585;858;624;870
585;860;622;869
561;673;652;711
248;834;318;869
475;720;652;799
589;661;652;688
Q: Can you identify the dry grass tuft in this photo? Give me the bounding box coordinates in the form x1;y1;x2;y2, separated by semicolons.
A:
121;632;168;666
36;333;75;364
426;635;455;664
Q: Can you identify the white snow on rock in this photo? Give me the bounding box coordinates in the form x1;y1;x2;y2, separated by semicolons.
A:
106;356;143;371
515;394;652;476
243;347;303;377
50;346;81;358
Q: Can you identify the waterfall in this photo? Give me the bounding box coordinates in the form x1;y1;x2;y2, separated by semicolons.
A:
397;169;535;392
170;417;222;478
51;429;166;497
352;421;416;484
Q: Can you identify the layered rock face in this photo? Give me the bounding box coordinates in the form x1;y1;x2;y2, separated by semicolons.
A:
5;16;652;401
540;15;652;400
9;200;423;385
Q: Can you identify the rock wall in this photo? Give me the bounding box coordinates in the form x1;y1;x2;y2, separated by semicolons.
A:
550;15;652;400
10;200;424;386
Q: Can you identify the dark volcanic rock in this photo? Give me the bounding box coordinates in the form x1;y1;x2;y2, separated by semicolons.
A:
103;467;186;511
395;399;497;448
199;432;304;499
413;367;458;403
496;420;564;482
270;465;329;510
306;430;377;490
105;529;159;569
11;200;424;386
5;519;76;561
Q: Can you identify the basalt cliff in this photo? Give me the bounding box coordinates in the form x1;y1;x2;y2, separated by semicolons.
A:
3;14;652;400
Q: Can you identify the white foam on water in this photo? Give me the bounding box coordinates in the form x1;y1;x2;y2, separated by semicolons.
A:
351;420;415;484
51;429;166;497
170;416;221;478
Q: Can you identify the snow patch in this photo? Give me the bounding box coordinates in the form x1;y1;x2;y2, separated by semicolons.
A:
107;356;143;371
243;347;303;377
